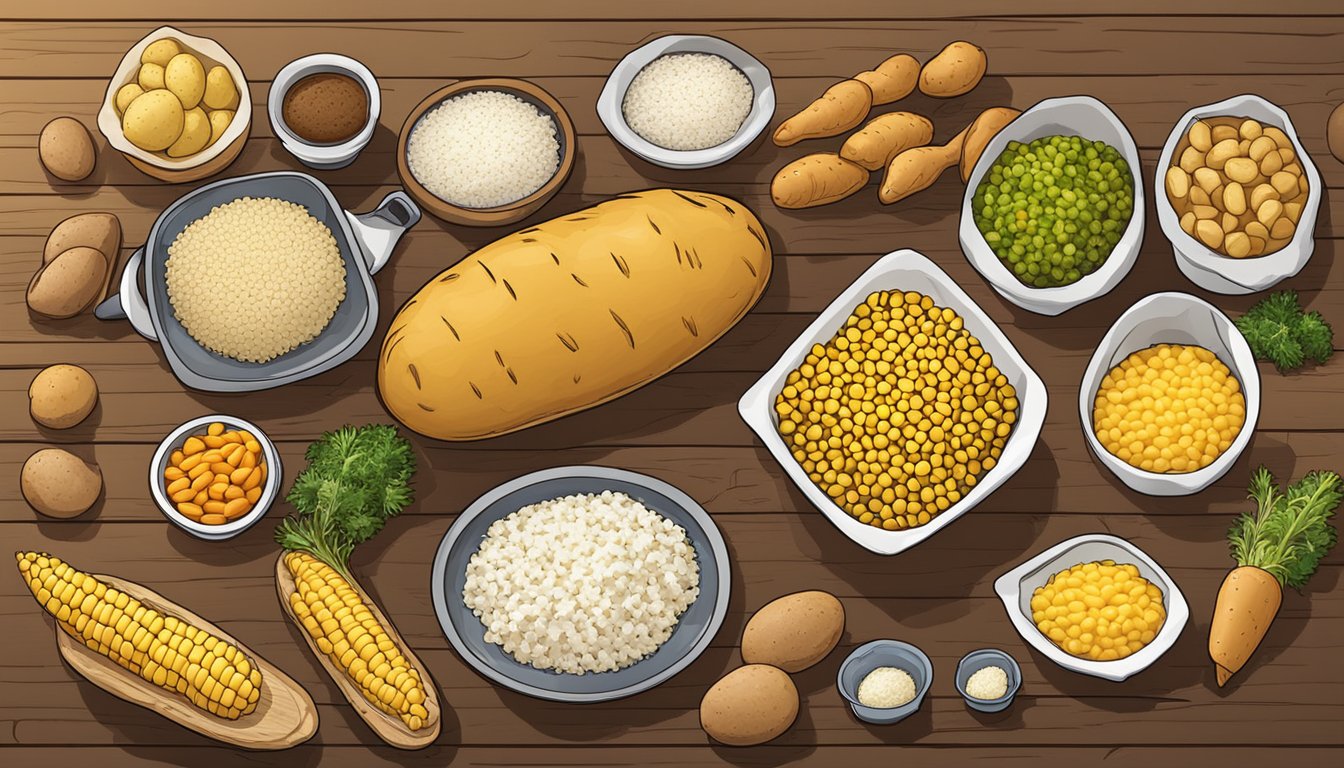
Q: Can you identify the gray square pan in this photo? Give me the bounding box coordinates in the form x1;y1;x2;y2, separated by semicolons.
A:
95;171;418;392
431;466;731;703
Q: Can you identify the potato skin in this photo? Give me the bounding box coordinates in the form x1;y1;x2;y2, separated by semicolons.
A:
21;448;102;519
378;190;771;440
27;247;108;319
700;665;798;746
28;364;99;430
918;41;988;98
39;117;96;182
741;590;845;672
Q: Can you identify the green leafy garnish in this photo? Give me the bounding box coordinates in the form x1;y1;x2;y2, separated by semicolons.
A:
1229;467;1340;589
1234;290;1333;372
275;424;416;578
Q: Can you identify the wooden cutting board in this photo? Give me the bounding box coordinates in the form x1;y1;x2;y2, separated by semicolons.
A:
275;553;442;749
56;573;319;750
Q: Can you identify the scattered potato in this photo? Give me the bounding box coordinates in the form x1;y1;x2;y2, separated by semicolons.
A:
38;117;96;182
771;153;869;209
918;40;987;98
122;89;184;151
165;52;206;109
21;448;103;519
167;107;211;157
741;591;845;672
27;247;107;319
853;53;919;106
141;38;181;67
700;665;799;746
773;79;873;147
28;364;99;430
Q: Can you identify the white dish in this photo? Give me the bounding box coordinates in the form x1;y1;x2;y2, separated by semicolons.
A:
1154;94;1321;295
268;54;381;170
959;96;1144;316
739;249;1048;556
149;415;282;541
1079;292;1259;496
97;26;251;172
994;533;1189;682
597;34;774;169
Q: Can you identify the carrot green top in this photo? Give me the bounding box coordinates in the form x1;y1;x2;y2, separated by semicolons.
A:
1229;467;1341;589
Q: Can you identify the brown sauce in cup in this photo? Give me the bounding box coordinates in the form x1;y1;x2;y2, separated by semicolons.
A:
282;73;369;144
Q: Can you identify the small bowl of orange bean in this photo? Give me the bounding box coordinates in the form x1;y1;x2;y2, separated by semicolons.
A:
150;414;282;540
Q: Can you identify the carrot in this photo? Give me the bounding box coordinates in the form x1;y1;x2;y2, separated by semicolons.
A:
1209;468;1339;687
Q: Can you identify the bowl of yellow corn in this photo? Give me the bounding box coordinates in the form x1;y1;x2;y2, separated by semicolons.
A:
738;249;1047;556
1080;292;1260;496
994;533;1189;681
150;414;282;540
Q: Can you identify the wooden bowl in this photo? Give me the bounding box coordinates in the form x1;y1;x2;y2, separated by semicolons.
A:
397;78;575;227
98;26;251;183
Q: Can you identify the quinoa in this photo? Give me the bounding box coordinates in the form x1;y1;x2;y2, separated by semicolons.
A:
166;197;345;364
621;52;753;151
462;490;700;675
406;90;560;209
965;665;1009;700
857;666;916;708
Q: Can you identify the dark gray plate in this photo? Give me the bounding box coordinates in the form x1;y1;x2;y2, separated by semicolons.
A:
431;466;730;703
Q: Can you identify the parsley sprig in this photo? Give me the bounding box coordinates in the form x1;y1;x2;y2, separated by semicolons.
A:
275;424;416;579
1234;290;1333;372
1230;467;1340;589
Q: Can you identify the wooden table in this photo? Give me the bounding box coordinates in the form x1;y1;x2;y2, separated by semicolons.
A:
2;3;1342;766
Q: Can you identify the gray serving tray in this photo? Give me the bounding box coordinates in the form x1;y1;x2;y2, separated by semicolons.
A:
431;466;731;703
95;171;419;392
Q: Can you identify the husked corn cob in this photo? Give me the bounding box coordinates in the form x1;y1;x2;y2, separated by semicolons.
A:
16;551;262;719
284;551;429;730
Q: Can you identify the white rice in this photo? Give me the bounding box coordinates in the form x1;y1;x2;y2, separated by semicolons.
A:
621;52;753;151
166;197;345;364
462;490;700;675
406;89;560;209
857;666;917;708
965;665;1009;700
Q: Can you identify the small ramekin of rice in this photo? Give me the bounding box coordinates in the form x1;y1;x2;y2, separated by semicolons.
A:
598;35;775;169
397;78;576;227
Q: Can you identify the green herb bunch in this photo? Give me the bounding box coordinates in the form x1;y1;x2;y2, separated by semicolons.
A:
1230;467;1340;589
1234;290;1333;372
275;424;416;578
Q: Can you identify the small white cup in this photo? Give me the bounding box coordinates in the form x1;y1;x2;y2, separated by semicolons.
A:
269;54;380;170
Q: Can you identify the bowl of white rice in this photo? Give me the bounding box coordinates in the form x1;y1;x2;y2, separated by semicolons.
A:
431;466;731;703
398;78;576;226
598;34;775;169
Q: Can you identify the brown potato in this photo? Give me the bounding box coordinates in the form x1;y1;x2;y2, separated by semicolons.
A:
43;212;122;266
28;364;98;429
853;53;919;106
918;41;987;98
771;153;869;209
699;665;798;746
840;112;933;171
1329;102;1344;164
21;448;102;519
27;246;108;319
960;106;1021;182
39;117;96;182
773;79;873;147
741;590;845;672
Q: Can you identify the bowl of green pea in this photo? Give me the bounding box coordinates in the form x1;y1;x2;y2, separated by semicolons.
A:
959;96;1145;316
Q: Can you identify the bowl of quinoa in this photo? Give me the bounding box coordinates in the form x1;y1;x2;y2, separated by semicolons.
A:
598;34;775;169
397;78;575;226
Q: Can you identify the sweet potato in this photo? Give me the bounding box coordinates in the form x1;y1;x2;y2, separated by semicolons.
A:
960;107;1020;182
772;79;873;147
879;126;968;204
771;153;870;209
840;112;934;171
854;53;919;106
918;41;987;98
1209;565;1282;687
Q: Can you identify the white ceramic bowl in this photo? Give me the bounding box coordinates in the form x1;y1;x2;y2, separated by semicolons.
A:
1079;292;1260;496
269;54;381;170
739;249;1048;556
959;96;1145;316
1155;94;1321;295
149;415;282;540
597;34;774;169
994;533;1189;682
98;26;251;172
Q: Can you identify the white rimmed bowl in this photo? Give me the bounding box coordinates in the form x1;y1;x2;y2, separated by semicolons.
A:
1080;292;1260;496
1155;94;1322;295
959;96;1145;316
98;26;251;181
597;34;774;169
268;53;381;170
739;249;1048;556
994;533;1189;682
149;415;282;541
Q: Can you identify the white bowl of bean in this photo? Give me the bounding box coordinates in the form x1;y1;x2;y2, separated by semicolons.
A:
1155;94;1321;295
738;249;1047;556
1079;292;1260;496
959;95;1145;316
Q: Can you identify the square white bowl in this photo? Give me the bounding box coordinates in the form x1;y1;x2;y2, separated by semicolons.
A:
1154;94;1322;295
994;533;1189;682
1079;292;1260;496
959;96;1145;316
597;34;774;169
738;249;1048;556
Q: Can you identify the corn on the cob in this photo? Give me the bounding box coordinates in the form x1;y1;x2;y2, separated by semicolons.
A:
284;551;429;730
16;551;262;720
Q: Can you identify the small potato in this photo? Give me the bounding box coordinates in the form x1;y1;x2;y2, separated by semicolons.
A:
1165;167;1190;200
207;109;234;147
1195;219;1224;249
1239;119;1263;141
1249;183;1279;210
21;448;102;519
166;107;211;158
1211;124;1239;144
700;665;799;747
1188;120;1213;152
1284;201;1303;223
27;246;107;319
841;111;934;171
741;591;845;672
1205;139;1240;170
1192;204;1219;221
1270;216;1296;240
918;40;987;98
122;89;184;151
1270;171;1299;197
38;117;96;182
165;53;206;110
1257;199;1284;227
1278;146;1296;165
1192;167;1221;194
1248;236;1267;256
1263;125;1291;148
771;153;869;209
1221;211;1239;234
1178;146;1204;174
141;38;182;67
138;62;166;91
203;65;240;110
1188;186;1211;207
1179;211;1197;235
853;53;919;106
1245;220;1270;242
1224;157;1259;185
115;83;145;115
1247;135;1277;162
28;364;98;429
1223;182;1247;215
1224;231;1251;258
1259;149;1283;176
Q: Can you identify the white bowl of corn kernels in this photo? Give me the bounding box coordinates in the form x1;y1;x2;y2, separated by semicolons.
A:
150;414;282;540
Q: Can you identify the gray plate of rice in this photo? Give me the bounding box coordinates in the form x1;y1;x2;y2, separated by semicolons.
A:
431;466;732;703
95;171;420;392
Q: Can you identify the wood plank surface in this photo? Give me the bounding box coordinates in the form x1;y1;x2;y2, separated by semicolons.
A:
2;3;1342;767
